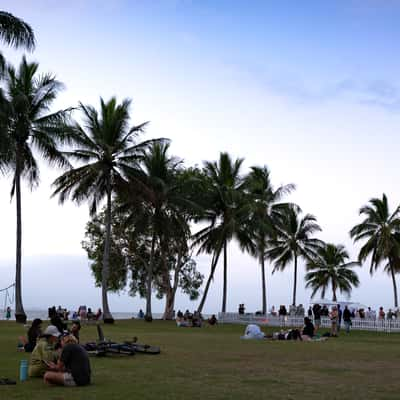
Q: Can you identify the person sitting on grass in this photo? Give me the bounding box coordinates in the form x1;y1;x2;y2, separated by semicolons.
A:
19;318;43;352
302;317;315;339
28;325;60;377
208;314;217;326
44;334;91;387
70;321;81;343
192;311;202;328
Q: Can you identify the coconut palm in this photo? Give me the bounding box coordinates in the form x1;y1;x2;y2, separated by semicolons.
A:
242;166;295;314
119;141;192;320
0;11;35;73
266;206;323;306
305;243;360;301
193;152;251;313
350;194;400;307
52;97;153;323
0;57;70;322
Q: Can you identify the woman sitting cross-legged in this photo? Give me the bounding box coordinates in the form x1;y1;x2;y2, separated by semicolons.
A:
28;325;60;377
44;334;91;387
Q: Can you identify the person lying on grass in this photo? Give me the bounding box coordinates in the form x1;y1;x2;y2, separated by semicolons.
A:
28;325;60;377
44;334;91;387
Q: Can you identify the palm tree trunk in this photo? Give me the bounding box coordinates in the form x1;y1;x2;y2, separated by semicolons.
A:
332;283;337;302
145;229;156;321
101;183;114;323
261;256;267;315
389;264;398;308
222;241;228;313
197;248;222;313
14;160;26;324
292;252;297;306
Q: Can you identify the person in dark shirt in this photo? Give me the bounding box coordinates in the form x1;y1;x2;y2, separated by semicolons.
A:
302;317;315;338
312;303;321;332
70;321;81;343
19;318;42;352
343;306;352;333
44;335;91;386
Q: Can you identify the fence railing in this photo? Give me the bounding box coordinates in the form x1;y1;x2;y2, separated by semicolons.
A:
218;312;400;333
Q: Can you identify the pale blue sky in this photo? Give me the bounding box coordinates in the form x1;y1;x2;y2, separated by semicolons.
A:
1;1;400;313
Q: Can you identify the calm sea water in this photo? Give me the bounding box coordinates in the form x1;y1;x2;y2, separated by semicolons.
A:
0;310;212;321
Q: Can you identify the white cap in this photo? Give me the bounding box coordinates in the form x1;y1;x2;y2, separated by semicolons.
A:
43;325;61;337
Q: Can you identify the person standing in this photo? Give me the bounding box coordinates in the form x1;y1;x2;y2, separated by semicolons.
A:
337;305;342;332
343;306;352;334
312;303;321;333
5;306;11;320
330;306;339;337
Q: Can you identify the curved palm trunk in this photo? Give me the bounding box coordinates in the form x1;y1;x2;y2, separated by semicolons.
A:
222;241;228;313
145;230;156;321
197;248;222;313
260;256;267;315
101;184;114;324
389;264;398;308
14;162;26;323
292;252;298;306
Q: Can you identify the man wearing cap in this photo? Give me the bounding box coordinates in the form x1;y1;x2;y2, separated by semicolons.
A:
28;325;60;377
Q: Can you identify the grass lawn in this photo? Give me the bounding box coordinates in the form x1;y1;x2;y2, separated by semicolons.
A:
1;320;400;399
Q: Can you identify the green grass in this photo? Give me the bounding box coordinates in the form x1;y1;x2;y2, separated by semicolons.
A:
1;320;400;399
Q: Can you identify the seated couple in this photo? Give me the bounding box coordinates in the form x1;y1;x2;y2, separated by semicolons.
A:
28;325;91;387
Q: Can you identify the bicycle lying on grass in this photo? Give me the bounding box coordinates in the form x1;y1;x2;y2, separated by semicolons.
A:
83;325;161;357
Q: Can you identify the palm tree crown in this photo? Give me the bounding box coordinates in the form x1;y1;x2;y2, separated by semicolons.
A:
0;11;35;73
305;243;360;301
350;193;400;307
267;205;323;306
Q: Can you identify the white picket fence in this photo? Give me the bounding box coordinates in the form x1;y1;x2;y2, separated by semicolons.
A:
218;312;400;333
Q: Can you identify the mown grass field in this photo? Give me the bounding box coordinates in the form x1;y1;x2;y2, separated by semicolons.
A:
1;319;400;399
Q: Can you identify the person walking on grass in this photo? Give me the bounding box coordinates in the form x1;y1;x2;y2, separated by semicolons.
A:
343;306;352;334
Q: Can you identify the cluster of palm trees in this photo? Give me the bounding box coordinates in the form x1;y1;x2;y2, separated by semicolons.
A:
1;11;400;324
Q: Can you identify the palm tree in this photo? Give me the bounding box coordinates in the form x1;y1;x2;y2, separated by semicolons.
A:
266;206;323;306
0;57;70;323
305;243;360;301
350;194;400;307
52;97;153;323
243;166;295;314
120;141;190;320
193;152;251;313
0;11;35;72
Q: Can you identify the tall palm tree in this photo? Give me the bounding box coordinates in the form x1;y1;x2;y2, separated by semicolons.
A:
243;166;295;314
0;11;35;72
350;194;400;307
193;152;251;313
52;97;153;323
120;141;189;320
0;57;70;322
305;243;360;301
266;206;323;306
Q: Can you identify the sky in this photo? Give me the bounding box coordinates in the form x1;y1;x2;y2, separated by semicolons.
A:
1;0;400;314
